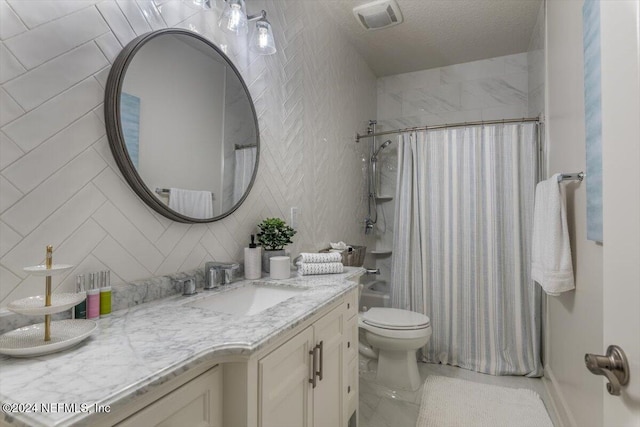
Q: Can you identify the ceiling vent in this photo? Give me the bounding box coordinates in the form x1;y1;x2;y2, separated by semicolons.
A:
353;0;403;31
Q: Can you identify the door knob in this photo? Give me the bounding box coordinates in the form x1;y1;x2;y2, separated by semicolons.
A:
585;345;630;396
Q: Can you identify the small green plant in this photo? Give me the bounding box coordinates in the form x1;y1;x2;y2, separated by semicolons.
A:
257;217;296;251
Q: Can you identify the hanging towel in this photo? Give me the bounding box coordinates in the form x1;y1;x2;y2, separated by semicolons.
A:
298;252;342;263
298;262;344;276
531;174;575;295
169;188;213;219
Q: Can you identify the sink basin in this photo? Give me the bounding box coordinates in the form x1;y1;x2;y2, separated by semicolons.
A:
185;284;306;316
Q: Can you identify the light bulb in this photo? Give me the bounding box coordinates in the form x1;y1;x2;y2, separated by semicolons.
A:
219;0;248;35
250;19;276;55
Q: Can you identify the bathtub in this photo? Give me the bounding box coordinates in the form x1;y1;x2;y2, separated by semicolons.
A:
359;279;391;312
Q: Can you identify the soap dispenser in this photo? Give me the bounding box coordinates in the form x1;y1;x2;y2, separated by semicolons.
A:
244;235;262;279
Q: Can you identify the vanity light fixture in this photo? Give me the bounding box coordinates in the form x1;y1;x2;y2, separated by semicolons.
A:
218;0;277;55
249;12;276;55
219;0;249;35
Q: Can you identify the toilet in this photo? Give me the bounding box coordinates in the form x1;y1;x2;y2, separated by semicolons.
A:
359;307;432;391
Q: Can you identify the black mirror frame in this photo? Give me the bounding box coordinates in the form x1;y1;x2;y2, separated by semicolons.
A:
104;28;260;223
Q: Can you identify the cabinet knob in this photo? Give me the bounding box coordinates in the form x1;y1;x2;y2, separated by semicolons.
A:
347;303;350;309
347;341;350;348
348;385;351;393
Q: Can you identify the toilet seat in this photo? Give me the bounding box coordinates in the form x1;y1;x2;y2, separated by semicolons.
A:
361;307;430;330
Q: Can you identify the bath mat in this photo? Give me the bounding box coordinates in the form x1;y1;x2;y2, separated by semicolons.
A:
416;376;553;427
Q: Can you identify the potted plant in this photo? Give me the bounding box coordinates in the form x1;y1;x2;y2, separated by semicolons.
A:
257;217;296;272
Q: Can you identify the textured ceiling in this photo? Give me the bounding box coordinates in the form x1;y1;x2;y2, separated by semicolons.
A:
317;0;543;76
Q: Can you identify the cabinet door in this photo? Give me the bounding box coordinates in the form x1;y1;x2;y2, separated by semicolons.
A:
313;305;344;427
259;326;314;427
117;365;222;427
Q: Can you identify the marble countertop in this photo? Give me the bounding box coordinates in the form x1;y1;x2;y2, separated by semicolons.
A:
0;267;363;427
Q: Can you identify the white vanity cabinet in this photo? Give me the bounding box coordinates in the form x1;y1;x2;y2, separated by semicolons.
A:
258;288;359;427
116;365;222;427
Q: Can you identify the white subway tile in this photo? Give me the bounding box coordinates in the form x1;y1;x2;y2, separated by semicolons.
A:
155;0;198;27
94;66;111;88
0;131;23;170
0;175;22;213
135;0;166;31
0;221;21;258
153;225;203;276
2;77;103;152
7;0;100;29
1;149;107;236
199;229;232;261
93;202;163;272
97;1;137;47
0;183;106;277
0;1;26;40
0;42;25;84
50;219;107;291
55;253;112;294
0;88;24;127
3;7;108;69
92;168;166;242
116;0;151;36
92;105;105;125
95;32;122;62
178;243;206;272
0;265;21;303
155;221;189;256
92;236;151;282
4;43;108;111
3;113;104;193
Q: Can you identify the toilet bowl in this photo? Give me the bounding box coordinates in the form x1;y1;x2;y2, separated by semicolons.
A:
359;307;432;391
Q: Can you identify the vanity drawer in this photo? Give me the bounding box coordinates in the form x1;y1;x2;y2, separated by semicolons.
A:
344;289;358;320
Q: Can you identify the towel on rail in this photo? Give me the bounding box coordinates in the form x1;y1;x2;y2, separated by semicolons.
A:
297;252;342;263
297;262;344;276
168;188;213;219
531;174;575;295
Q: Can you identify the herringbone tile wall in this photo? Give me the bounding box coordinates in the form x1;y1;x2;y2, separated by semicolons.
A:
0;0;376;306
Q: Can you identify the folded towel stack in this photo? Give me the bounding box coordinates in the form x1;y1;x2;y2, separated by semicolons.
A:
297;252;344;276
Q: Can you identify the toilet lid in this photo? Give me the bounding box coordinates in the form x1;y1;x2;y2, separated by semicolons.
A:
361;307;430;330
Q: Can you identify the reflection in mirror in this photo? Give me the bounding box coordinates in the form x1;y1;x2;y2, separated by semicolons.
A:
105;29;259;223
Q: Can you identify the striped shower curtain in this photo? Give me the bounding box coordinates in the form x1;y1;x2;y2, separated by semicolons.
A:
390;123;542;376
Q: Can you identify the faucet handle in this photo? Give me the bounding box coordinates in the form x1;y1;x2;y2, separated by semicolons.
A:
174;276;197;296
204;262;240;290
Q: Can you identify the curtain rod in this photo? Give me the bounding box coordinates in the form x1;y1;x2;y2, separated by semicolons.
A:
355;116;542;142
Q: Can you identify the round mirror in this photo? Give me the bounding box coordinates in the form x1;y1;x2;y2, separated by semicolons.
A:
105;29;259;223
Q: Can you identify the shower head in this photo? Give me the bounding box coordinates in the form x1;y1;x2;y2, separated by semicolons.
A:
372;140;392;161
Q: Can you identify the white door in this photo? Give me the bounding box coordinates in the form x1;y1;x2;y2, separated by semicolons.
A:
601;0;640;425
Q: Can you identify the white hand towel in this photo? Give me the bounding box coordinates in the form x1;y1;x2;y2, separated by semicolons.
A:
531;174;575;295
298;262;344;276
299;252;342;263
168;188;213;219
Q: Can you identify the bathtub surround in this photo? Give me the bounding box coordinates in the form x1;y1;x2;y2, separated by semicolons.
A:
391;123;542;376
0;0;375;307
374;52;530;289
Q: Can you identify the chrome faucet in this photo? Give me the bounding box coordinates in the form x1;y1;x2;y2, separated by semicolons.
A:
204;262;240;290
174;276;197;296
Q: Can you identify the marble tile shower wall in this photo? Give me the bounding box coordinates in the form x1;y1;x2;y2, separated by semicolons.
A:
528;1;545;117
374;53;530;282
0;0;376;307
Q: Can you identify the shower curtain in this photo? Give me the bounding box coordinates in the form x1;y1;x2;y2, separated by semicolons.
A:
232;146;256;205
390;123;542;376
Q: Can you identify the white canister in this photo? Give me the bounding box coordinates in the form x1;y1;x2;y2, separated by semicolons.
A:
270;256;291;280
